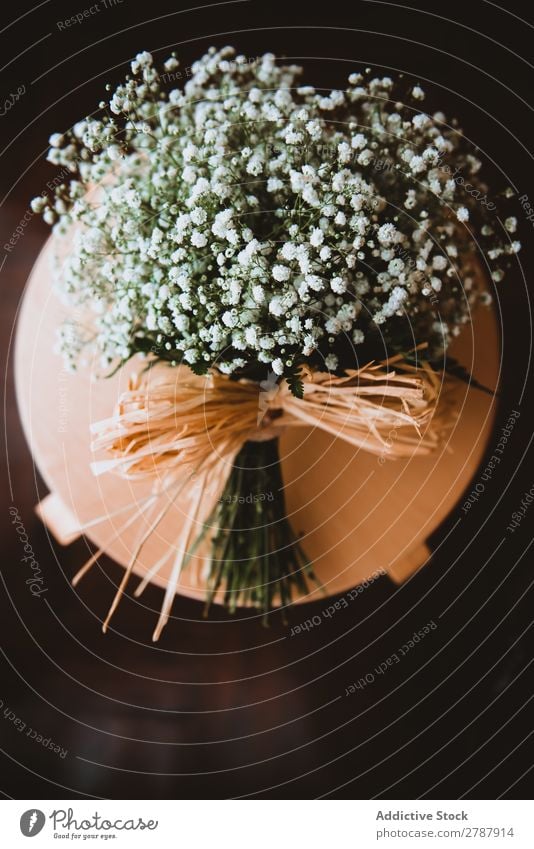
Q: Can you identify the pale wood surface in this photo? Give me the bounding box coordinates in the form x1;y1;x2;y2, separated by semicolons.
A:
15;237;500;604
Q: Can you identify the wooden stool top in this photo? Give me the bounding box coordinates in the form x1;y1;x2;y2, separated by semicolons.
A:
16;237;499;604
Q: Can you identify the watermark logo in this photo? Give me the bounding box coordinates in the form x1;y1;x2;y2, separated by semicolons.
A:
9;507;48;596
0;84;26;118
20;809;45;837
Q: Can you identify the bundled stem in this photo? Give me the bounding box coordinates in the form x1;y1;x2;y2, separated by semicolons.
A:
194;438;318;621
86;357;449;636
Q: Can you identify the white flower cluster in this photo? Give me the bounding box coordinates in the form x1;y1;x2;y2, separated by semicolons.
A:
34;46;518;382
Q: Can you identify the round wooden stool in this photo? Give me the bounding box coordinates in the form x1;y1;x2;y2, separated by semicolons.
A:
15;237;499;606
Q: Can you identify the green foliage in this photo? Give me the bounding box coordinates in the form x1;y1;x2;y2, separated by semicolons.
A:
285;360;306;399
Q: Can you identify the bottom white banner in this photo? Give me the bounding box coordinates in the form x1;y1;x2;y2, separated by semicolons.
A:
1;800;532;847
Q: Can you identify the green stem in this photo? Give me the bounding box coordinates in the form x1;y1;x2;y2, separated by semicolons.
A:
189;438;319;621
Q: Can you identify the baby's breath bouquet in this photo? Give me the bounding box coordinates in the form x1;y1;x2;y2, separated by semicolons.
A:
34;47;518;627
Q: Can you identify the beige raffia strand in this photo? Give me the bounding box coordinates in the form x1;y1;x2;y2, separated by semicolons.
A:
77;354;451;639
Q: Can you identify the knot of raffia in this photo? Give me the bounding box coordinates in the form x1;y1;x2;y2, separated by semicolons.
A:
78;353;451;641
90;354;448;485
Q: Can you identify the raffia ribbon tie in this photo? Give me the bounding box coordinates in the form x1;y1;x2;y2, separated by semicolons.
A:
90;354;449;483
81;353;451;640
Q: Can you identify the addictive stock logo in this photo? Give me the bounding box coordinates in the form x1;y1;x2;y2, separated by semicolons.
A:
20;809;46;837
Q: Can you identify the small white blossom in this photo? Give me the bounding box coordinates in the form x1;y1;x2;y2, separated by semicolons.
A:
505;217;517;233
432;255;448;270
252;284;266;303
37;45;514;385
325;353;338;370
191;230;207;248
281;242;297;260
222;310;238;328
331;276;346;294
310;227;324;247
388;258;404;276
377;223;399;245
272;264;290;282
190;207;207;225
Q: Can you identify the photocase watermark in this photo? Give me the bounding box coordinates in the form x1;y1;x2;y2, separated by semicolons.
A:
461;409;520;514
517;194;534;229
506;484;534;534
57;369;70;433
264;140;496;215
219;491;274;504
367;219;441;311
377;424;401;466
9;507;48;596
4;165;78;255
3;208;35;254
49;808;158;834
344;619;437;694
20;809;46;837
290;569;386;636
0;699;68;759
436;150;496;212
298;143;399;175
158;54;261;85
56;0;123;31
19;807;159;838
56;313;82;433
43;163;74;193
0;84;26;118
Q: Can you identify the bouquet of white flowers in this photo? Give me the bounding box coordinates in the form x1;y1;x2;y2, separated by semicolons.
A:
34;46;518;634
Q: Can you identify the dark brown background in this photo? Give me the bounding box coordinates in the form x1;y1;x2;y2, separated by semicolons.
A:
1;0;533;799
